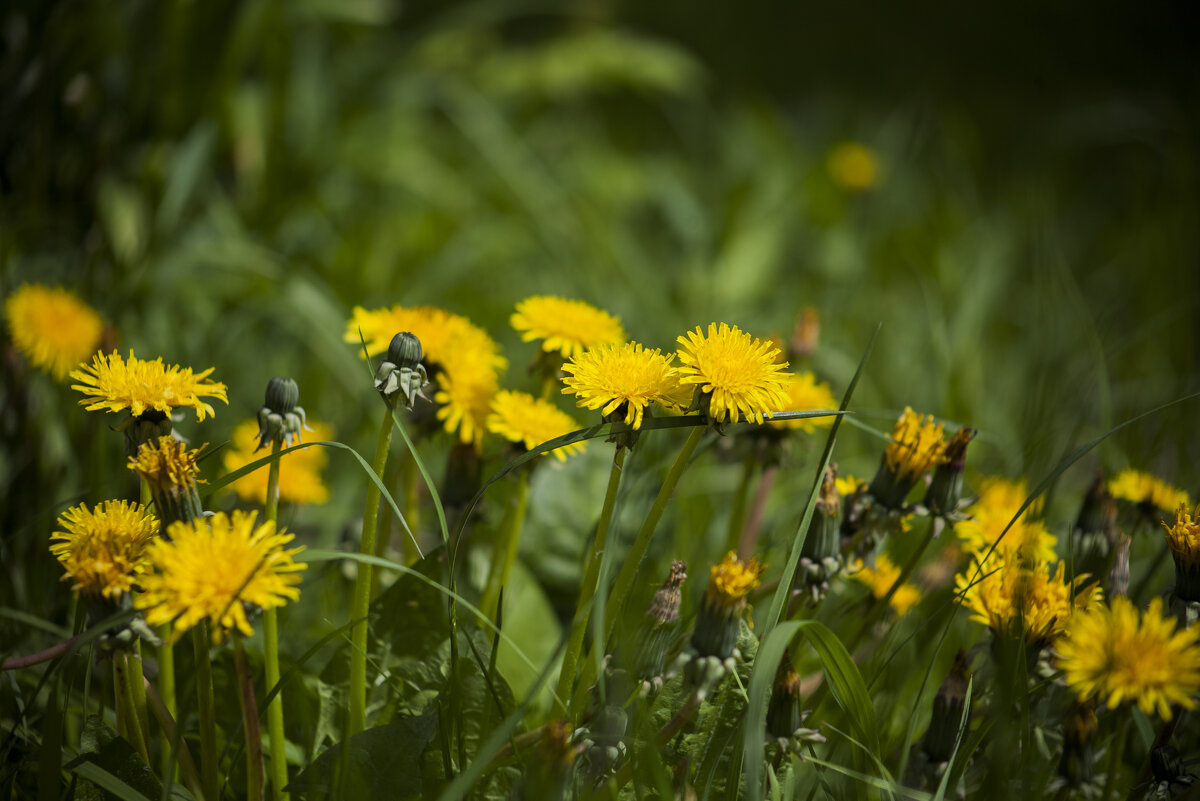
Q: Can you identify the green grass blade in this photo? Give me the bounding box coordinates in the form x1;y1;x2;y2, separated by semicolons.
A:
931;677;972;801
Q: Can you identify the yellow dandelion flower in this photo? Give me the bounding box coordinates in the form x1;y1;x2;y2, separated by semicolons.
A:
436;353;500;449
223;419;333;505
511;296;626;360
560;341;680;430
956;558;1101;646
767;371;837;432
137;510;305;642
1057;596;1200;720
850;554;921;616
344;305;507;372
487;390;585;462
827;142;880;191
706;551;767;612
1165;503;1200;568
675;323;791;426
50;500;159;600
1108;468;1190;513
4;284;104;380
835;474;865;497
956;477;1057;566
884;408;948;480
128;435;204;488
71;350;228;422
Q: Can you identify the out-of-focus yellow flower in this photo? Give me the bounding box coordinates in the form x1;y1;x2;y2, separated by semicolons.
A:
436;349;501;450
884;408;947;481
1057;596;1200;720
956;477;1057;567
675;323;791;426
511;296;626;360
956;558;1100;647
561;341;680;430
71;350;228;422
850;554;921;616
4;284;104;380
344;304;507;374
50;500;159;600
767;371;837;433
1108;468;1190;513
486;390;585;462
827;142;881;191
137;510;305;642
223;419;333;505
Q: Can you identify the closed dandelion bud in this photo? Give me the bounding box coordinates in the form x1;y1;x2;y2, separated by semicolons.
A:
373;331;429;408
255;376;310;451
632;561;687;685
691;552;765;660
1149;745;1195;790
869;408;948;510
1057;699;1097;787
1163;503;1200;604
1075;472;1119;580
766;654;804;740
796;466;843;600
923;650;969;763
128;435;206;526
924;427;975;515
119;410;175;458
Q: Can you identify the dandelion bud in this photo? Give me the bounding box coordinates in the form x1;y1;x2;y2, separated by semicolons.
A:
691;552;765;661
922;650;969;763
631;561;687;686
1149;745;1193;789
1163;503;1200;604
924;427;975;515
868;408;948;510
373;331;429;409
1057;699;1097;787
118;409;175;458
795;465;843;602
766;654;804;740
255;376;310;451
1075;472;1119;581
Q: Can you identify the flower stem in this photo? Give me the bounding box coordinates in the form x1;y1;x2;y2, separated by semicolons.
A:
192;624;220;801
234;635;264;801
738;463;778;559
262;441;289;801
401;455;420;566
348;408;394;738
724;449;757;556
157;633;176;781
847;516;937;650
143;676;206;801
114;650;150;763
480;470;531;623
1102;712;1131;800
554;447;626;716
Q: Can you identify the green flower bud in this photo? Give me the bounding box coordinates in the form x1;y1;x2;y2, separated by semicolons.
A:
374;332;429;409
255;377;310;451
923;650;969;763
387;331;423;370
924;427;975;515
264;376;299;415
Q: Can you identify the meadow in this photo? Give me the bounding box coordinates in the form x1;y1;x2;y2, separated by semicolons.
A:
2;3;1199;800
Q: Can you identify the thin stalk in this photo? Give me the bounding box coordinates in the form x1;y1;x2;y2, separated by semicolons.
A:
192;624;220;801
479;470;531;623
144;677;206;801
128;643;150;752
738;463;778;559
262;440;289;801
234;636;264;801
1102;712;1131;800
158;634;176;781
401;455;420;565
114;651;150;763
348;408;395;737
554;447;626;714
604;427;704;644
724;449;757;556
846;516;937;651
371;456;403;599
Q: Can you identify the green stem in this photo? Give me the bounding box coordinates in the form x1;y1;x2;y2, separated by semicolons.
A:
234;636;264;801
158;632;176;782
348;408;395;738
554;447;626;716
604;427;704;646
479;471;531;623
402;455;420;566
262;441;289;801
1102;712;1131;800
847;517;937;651
372;456;403;599
192;624;219;801
114;651;150;763
724;449;757;556
143;676;206;801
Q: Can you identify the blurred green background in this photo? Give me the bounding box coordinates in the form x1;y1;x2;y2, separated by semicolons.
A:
3;0;1198;633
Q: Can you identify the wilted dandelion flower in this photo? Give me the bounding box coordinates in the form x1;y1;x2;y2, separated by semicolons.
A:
956;558;1101;647
4;284;104;380
1164;503;1200;601
827;142;881;191
675;323;791;426
956;477;1057;567
487;390;585;462
224;419;333;505
71;350;228;422
50;500;159;600
511;296;626;360
1056;596;1200;720
850;554;921;616
767;371;837;433
561;341;680;430
1108;468;1190;513
137;510;305;642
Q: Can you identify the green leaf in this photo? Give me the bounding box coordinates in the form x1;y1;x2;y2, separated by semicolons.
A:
66;717;163;801
286;714;438;798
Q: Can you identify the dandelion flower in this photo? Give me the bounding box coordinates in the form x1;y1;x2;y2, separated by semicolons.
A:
850;554;921;616
767;371;837;432
827;142;880;191
884;408;948;481
4;284;104;380
1108;468;1190;513
137;510;305;642
487;390;585;462
956;477;1057;567
956;558;1100;647
436;352;501;449
692;552;766;659
50;500;159;600
71;350;228;422
835;474;865;497
345;304;507;372
1164;503;1200;601
561;341;680;430
675;323;791;426
1056;596;1200;720
223;419;332;505
511;296;626;360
